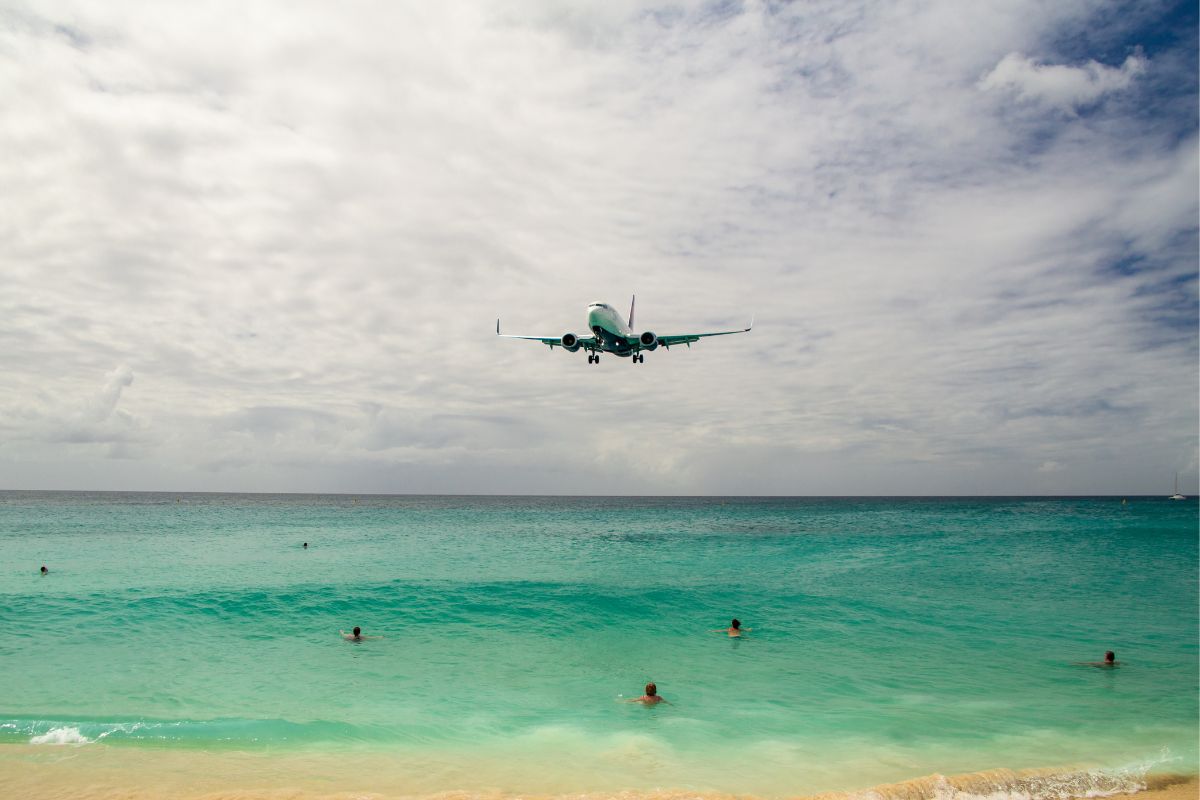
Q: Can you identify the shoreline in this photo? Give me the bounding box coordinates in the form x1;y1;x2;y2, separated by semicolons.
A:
0;743;1193;800
1102;775;1196;800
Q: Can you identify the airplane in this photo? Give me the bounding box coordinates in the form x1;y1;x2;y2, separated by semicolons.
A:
496;296;752;364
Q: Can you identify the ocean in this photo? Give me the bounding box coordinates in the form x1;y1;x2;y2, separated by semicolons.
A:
0;493;1195;799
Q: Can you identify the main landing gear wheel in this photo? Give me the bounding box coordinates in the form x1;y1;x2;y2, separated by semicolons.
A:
631;354;644;364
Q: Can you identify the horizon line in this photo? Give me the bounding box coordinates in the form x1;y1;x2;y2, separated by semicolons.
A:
0;489;1193;499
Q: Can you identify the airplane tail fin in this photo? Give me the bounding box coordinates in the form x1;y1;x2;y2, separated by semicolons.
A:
629;294;636;329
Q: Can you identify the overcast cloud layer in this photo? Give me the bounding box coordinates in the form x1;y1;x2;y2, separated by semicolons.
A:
1;0;1196;495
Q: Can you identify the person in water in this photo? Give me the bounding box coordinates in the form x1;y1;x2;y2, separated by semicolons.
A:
303;542;308;549
627;682;667;705
1076;651;1120;667
39;565;47;575
340;626;382;641
712;618;750;636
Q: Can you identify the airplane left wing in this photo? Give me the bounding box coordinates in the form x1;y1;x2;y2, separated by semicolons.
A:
647;318;754;349
496;320;595;350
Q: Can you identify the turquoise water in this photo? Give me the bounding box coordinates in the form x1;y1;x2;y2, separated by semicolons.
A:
0;493;1196;795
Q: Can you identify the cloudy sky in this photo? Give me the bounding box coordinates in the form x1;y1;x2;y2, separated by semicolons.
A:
1;0;1196;495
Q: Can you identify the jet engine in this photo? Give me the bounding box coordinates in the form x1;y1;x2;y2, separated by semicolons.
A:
560;333;582;352
639;331;659;351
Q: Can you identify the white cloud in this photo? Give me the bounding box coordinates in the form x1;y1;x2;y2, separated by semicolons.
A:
0;0;1194;494
979;51;1147;113
3;364;142;449
89;364;133;423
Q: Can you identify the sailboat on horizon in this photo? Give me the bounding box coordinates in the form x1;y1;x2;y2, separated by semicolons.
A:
1169;472;1186;501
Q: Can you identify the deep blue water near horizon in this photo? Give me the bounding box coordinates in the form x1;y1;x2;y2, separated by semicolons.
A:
0;492;1196;795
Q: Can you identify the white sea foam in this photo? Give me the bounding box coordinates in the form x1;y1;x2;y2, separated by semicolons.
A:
29;725;93;745
846;759;1174;800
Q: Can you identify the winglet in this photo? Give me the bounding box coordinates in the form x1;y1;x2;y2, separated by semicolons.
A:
629;294;636;329
747;314;754;332
496;318;500;335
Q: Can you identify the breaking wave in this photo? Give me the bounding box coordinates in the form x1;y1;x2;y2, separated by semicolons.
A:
28;725;93;745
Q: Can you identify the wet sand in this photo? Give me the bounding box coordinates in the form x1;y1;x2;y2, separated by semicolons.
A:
1112;776;1198;800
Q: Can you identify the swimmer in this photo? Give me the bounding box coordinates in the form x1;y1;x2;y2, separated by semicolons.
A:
626;682;668;705
39;565;48;575
712;618;750;637
1075;650;1121;668
303;542;308;549
340;626;383;642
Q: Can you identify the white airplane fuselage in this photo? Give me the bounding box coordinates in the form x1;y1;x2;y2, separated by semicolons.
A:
586;302;637;357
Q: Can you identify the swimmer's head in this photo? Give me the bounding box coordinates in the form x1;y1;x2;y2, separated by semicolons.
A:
644;682;657;696
39;565;47;574
353;626;361;637
731;619;740;629
1105;651;1115;662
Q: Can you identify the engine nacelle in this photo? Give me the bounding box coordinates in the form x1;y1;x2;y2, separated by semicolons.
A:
560;332;582;353
639;331;659;351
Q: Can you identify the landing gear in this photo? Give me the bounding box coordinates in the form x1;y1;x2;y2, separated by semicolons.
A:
587;354;600;364
631;354;644;364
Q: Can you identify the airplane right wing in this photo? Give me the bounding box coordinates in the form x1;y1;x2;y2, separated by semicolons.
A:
496;320;596;351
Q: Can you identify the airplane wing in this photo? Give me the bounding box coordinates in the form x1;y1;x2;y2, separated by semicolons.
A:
496;320;596;350
642;318;753;349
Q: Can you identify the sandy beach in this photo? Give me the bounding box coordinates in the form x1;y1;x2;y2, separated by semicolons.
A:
0;743;1193;800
